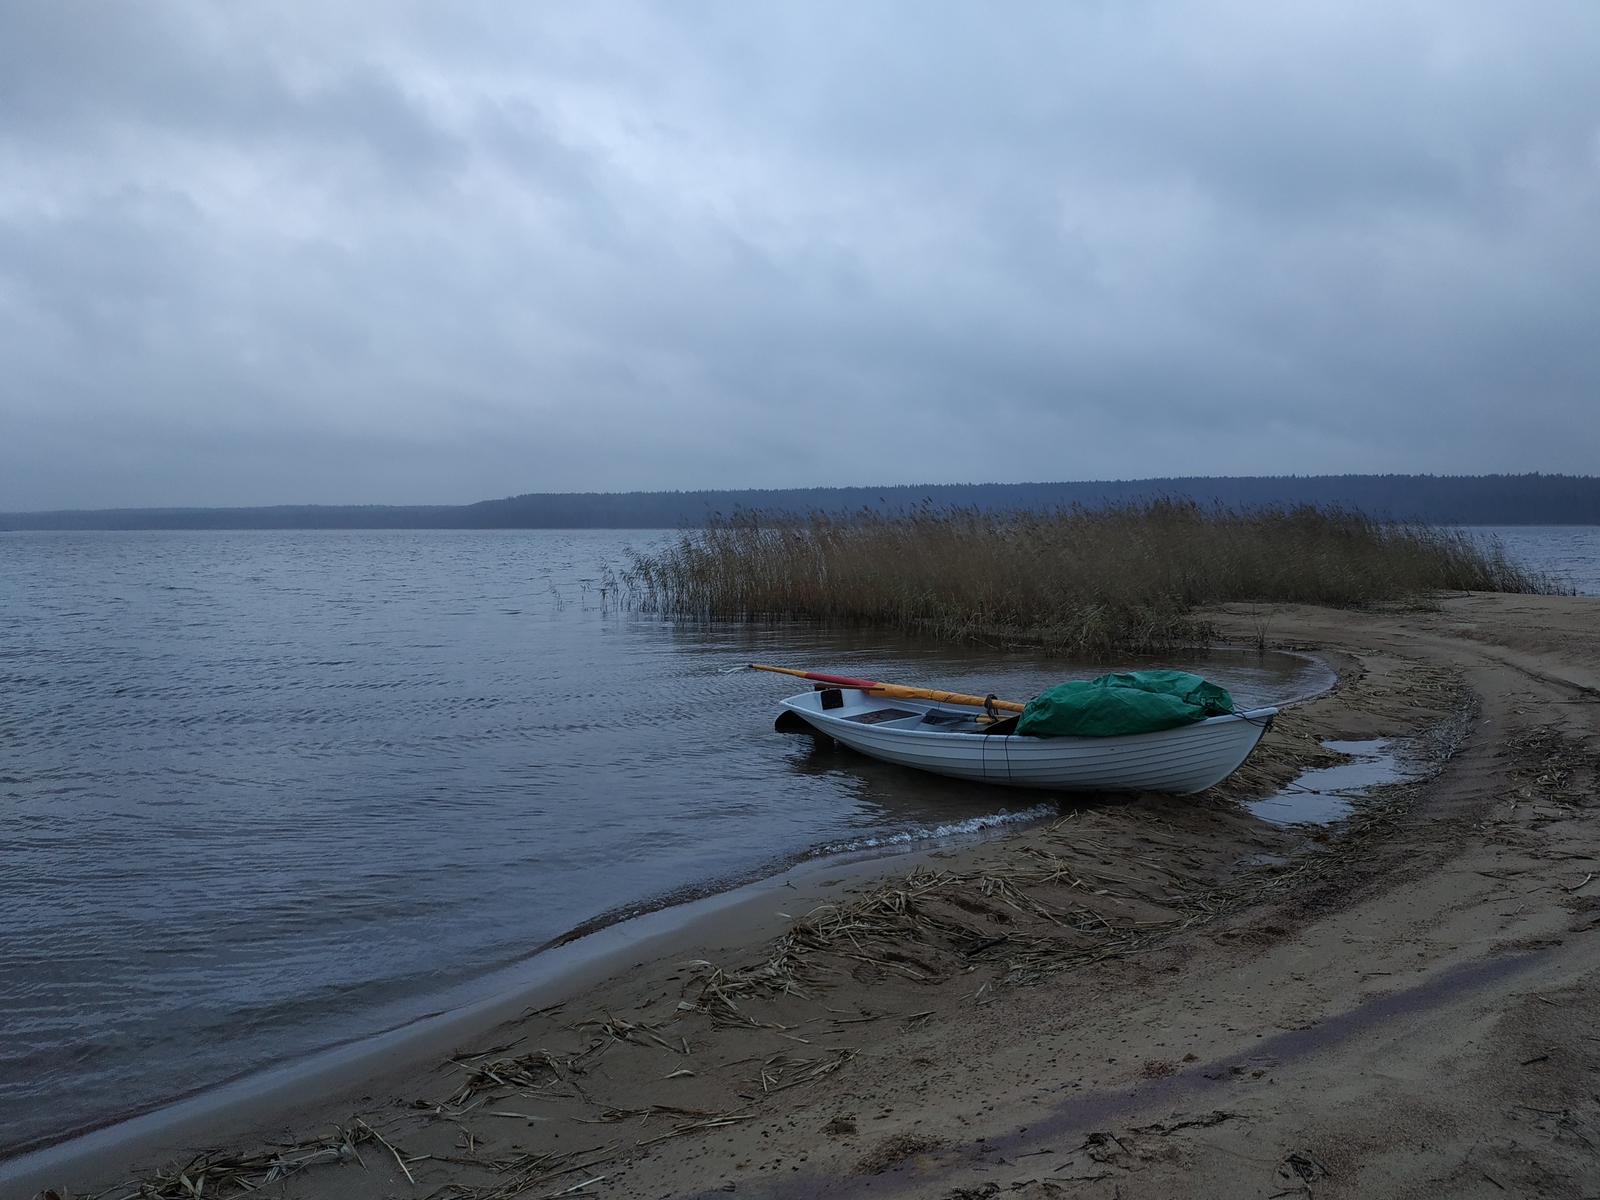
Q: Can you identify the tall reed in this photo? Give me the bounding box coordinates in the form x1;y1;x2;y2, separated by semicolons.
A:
625;501;1556;656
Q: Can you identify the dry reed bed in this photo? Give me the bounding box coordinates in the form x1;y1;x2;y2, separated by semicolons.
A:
626;501;1553;654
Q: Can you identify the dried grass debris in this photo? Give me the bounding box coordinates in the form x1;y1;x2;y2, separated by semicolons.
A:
752;1048;859;1092
446;1047;593;1108
1504;725;1600;817
111;1125;376;1199
423;1144;618;1200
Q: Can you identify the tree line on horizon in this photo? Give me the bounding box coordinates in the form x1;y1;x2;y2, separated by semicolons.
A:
3;473;1599;530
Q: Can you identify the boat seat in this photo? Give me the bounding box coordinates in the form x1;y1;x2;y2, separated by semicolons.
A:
845;708;919;725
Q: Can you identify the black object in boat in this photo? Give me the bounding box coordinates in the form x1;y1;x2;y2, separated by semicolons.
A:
775;709;815;734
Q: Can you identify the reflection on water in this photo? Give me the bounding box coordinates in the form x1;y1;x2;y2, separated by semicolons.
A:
0;530;1327;1155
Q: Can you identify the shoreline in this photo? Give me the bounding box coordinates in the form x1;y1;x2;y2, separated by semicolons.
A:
0;834;1003;1195
11;592;1600;1199
0;635;1391;1199
0;653;1331;1180
0;801;1073;1169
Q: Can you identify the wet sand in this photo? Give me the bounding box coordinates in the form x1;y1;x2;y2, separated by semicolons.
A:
9;592;1600;1200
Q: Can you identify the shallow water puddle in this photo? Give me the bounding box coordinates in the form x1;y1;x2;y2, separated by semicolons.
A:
1247;740;1412;825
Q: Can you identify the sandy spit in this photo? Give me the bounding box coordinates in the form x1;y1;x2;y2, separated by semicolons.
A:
8;592;1600;1200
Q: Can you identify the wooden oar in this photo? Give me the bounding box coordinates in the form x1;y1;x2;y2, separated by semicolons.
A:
749;663;1027;713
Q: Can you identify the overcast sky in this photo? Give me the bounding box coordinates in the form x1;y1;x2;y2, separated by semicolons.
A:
2;2;1598;509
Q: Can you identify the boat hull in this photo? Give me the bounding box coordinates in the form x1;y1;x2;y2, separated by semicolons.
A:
778;688;1275;794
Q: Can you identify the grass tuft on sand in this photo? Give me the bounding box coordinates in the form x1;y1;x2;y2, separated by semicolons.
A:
625;500;1557;655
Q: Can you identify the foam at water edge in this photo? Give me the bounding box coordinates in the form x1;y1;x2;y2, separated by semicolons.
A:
813;804;1059;855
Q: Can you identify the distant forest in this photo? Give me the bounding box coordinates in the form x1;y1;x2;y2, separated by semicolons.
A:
4;474;1599;530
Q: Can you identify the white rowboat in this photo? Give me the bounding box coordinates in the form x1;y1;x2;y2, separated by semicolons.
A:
776;687;1276;794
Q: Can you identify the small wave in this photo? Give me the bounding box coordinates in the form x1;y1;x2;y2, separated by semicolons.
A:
541;805;1059;953
811;803;1057;856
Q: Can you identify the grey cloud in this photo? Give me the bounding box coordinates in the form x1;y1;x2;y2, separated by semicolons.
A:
1;1;1597;508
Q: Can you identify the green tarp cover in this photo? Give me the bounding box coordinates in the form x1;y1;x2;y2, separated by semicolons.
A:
1016;670;1235;738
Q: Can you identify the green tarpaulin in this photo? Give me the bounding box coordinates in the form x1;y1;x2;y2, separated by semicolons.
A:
1016;670;1235;738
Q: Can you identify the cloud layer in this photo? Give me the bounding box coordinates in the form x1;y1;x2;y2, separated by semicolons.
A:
2;1;1598;507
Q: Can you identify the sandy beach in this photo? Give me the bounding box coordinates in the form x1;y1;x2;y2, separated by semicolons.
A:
10;591;1600;1200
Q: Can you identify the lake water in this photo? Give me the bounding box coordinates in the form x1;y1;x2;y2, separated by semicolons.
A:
0;525;1593;1157
0;530;1326;1156
1469;525;1600;595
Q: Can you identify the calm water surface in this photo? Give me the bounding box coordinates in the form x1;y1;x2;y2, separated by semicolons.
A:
1469;525;1600;595
1;526;1588;1155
